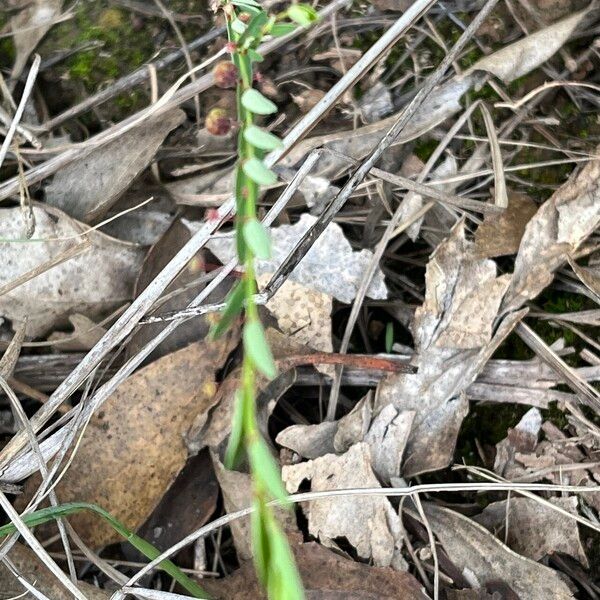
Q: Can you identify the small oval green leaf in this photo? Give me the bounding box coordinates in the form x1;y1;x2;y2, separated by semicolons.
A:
248;48;264;62
248;437;288;502
241;88;277;115
243;157;277;186
210;280;245;339
224;390;246;468
243;319;277;379
244;125;283;151
287;4;319;27
270;22;296;37
243;218;271;260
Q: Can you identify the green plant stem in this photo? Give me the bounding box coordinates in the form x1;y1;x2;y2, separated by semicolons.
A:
0;502;209;599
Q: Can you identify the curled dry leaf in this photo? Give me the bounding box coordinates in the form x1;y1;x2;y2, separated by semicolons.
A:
474;191;538;258
203;541;428;599
376;223;521;476
568;257;600;304
18;335;237;548
424;504;574;600
474;497;588;567
503;144;600;312
282;442;406;569
466;8;589;83
208;213;387;304
0;205;145;338
0;543;109;599
46;110;185;223
9;0;63;79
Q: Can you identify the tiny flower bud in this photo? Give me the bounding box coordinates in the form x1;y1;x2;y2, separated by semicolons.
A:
205;108;232;136
213;60;238;89
225;41;237;53
238;12;251;23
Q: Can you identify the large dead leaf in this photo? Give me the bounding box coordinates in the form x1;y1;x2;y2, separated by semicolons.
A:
46;110;185;223
424;504;575;600
0;205;144;338
466;8;589;83
474;497;588;567
9;0;63;79
18;335;236;548
0;543;109;599
503;146;600;312
207;213;387;304
203;541;428;599
282;443;406;569
376;223;522;476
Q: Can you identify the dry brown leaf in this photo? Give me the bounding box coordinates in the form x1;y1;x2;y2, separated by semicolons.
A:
46;110;185;223
474;497;588;567
0;205;145;338
503;144;600;312
19;335;236;548
0;543;109;599
9;0;63;79
474;192;538;258
466;8;589;83
282;443;406;569
333;394;373;453
424;504;575;600
203;541;428;599
376;223;522;476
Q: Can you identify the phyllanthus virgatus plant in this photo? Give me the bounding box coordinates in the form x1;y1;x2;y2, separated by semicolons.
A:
209;1;318;598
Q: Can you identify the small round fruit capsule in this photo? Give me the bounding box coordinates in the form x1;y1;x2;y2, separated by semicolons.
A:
213;60;238;89
205;108;232;136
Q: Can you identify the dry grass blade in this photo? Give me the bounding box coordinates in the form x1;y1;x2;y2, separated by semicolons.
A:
479;102;508;208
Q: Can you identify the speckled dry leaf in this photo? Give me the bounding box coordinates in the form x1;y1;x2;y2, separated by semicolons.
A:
474;192;538;258
203;541;428;599
423;504;574;600
46;110;185;223
503;146;600;313
276;421;338;460
466;8;588;83
9;0;63;79
47;313;106;351
18;336;235;548
474;497;588;567
282;443;406;569
376;223;522;476
0;543;109;599
257;273;333;357
208;214;387;304
0;205;144;338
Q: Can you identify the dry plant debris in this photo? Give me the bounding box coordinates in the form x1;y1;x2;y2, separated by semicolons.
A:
0;0;599;597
